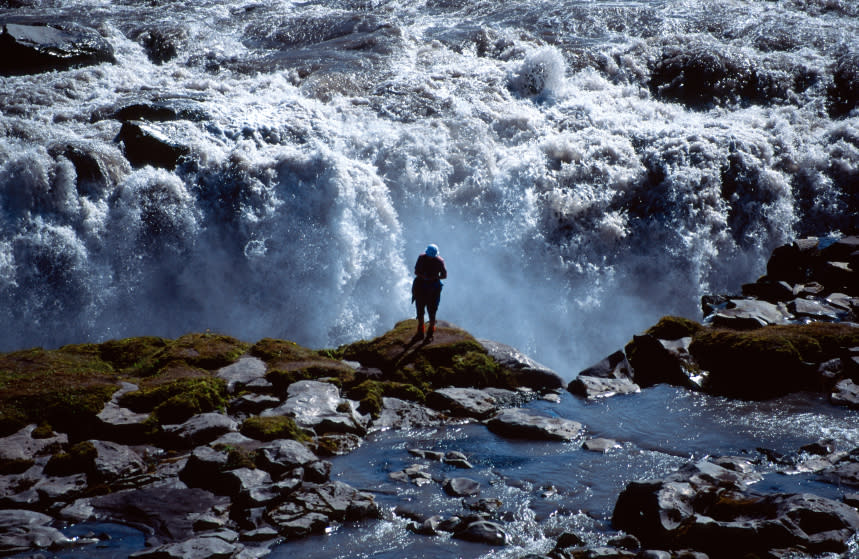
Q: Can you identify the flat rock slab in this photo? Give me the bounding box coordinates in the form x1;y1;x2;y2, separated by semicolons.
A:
568;375;640;399
262;380;367;435
129;535;237;559
0;509;71;555
163;413;238;448
426;387;498;419
831;378;859;409
0;22;116;76
90;439;146;482
371;397;442;432
583;438;621;453
485;408;583;441
479;339;564;390
0;424;67;463
97;382;151;440
256;439;319;476
708;298;791;328
217;357;267;394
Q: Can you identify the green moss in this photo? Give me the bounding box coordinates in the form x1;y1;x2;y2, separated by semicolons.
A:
241;415;310;442
119;377;227;425
645;316;704;340
158;333;249;370
345;380;427;416
251;338;320;363
44;441;97;476
689;323;859;399
31;421;54;439
0;457;34;475
99;336;169;373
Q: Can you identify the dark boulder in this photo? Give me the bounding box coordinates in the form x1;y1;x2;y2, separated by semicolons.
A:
576;350;634;380
766;241;818;284
178;446;229;492
568;375;640;399
255;439;318;478
624;335;696;388
110;100;209;124
453;520;508;546
115;121;190;169
741;278;794;303
443;477;481;497
0;22;115;76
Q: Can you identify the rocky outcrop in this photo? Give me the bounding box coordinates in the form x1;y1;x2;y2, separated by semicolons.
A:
0;22;115;76
479;339;565;390
115;121;190;169
613;456;859;557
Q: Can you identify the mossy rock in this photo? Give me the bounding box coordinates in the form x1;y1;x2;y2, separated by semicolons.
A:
340;320;507;392
0;346;119;437
250;338;356;391
99;336;169;372
119;376;228;425
241;415;310;443
250;338;322;364
44;440;97;476
344;380;427;417
689;323;859;399
645;316;704;340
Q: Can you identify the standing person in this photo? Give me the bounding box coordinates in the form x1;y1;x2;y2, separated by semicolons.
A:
412;243;447;340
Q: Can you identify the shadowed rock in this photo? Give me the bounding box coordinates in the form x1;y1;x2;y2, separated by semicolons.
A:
116;121;190;169
0;509;71;555
0;22;115;76
479;339;564;390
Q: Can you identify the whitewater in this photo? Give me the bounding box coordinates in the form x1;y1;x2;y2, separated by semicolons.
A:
1;0;857;375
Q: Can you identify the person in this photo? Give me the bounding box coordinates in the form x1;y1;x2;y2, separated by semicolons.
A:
412;243;447;340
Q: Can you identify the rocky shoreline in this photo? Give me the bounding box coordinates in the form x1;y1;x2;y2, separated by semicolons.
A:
0;236;858;559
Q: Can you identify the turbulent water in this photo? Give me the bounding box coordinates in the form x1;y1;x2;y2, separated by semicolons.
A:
3;2;859;557
2;0;857;372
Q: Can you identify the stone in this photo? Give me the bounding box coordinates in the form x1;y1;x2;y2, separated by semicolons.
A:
707;298;792;328
443;477;481;497
262;380;368;435
267;511;328;538
0;509;71;555
240;526;279;542
92;486;226;545
229;394;281;416
315;433;363;456
255;439;318;477
90;440;146;482
179;446;229;491
583;438;621;453
831;378;859;409
788;298;843;321
479;339;565;390
426;387;498;419
58;499;95;523
267;481;378;537
0;22;115;76
32;473;88;503
741;279;795;302
486;408;583;441
129;535;236;559
217;357;267;394
444;451;473;469
453;520;508;545
821;236;859;262
221;467;272;499
0;424;66;468
613;457;859;556
116;121;190;170
97;382;150;442
624;335;697;389
822;261;856;295
109;99;208;123
163;413;238;448
371;397;442;432
408;449;446;461
569;375;640;399
577;350;633;380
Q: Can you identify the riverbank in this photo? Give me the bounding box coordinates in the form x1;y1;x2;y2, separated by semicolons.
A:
0;236;857;558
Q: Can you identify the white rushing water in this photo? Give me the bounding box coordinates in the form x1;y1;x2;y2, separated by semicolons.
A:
0;0;857;374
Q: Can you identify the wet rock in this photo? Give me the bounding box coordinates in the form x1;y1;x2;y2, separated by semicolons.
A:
91;486;226;545
453;519;508;545
217;357;267;395
0;509;71;555
97;382;150;442
255;439;318;477
767;240;819;284
221;467;272;499
831;378;859;409
801;439;837;456
58;499;95;523
577;350;633;380
443;477;480;497
163;413;238;448
240;526;279;542
0;22;115;76
613;457;859;556
479;339;565;390
444;451;473;469
129;535;237;559
741;279;795;302
707;298;791;328
32;473;88;504
90;440;146;482
426;387;498;419
486;408;583;441
371;397;442;432
315;433;362;456
267;481;378;536
568;375;640;399
389;463;433;486
788;298;844;321
408;449;446;461
262;380;368;436
116;121;190;170
229;394;281;416
267;509;328;539
624;335;696;388
583;438;621;453
822;261;856;295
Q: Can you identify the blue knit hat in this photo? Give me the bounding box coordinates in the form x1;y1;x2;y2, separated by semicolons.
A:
425;244;439;257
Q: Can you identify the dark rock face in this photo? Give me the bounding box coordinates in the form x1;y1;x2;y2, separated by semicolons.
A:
613;457;859;557
0;22;115;76
115;121;190;169
479;339;564;390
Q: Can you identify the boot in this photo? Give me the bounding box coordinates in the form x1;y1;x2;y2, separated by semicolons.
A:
415;319;424;340
427;320;435;340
